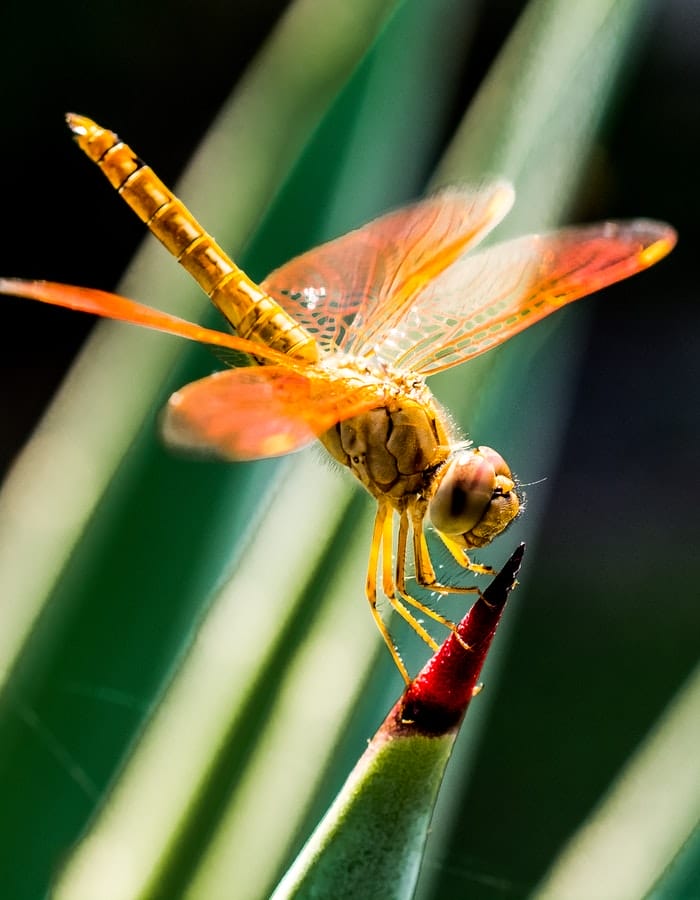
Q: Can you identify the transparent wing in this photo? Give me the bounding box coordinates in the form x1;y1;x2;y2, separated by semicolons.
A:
162;365;386;461
0;279;297;368
261;182;514;356
369;220;676;375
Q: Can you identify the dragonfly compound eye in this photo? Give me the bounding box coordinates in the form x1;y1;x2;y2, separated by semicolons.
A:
429;446;520;548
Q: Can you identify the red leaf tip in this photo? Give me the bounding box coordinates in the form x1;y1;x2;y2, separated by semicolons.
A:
398;543;524;734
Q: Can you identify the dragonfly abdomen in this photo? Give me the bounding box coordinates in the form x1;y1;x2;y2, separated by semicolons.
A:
65;114;318;363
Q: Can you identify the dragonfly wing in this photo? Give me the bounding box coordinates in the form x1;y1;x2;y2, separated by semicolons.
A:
0;279;297;368
162;365;386;461
261;182;514;356
372;220;676;376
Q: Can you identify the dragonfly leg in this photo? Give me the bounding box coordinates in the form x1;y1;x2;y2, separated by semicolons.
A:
411;509;482;595
366;504;411;684
382;512;440;653
440;533;495;576
394;511;466;638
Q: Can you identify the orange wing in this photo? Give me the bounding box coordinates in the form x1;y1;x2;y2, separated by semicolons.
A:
364;220;677;375
262;182;514;356
162;366;386;460
0;278;389;460
0;279;297;368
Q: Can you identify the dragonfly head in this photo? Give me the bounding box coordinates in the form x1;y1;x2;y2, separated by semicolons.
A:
428;446;520;549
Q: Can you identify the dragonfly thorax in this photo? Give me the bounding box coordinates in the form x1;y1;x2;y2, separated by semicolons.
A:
319;381;453;503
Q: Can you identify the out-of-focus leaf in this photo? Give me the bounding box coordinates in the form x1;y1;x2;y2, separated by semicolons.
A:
533;662;700;900
648;825;700;900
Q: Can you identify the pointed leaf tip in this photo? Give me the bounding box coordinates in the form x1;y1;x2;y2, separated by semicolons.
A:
398;542;525;734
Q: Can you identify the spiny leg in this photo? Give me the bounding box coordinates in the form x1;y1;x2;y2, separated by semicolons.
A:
395;511;467;635
381;509;439;653
366;503;411;684
440;532;495;576
411;508;482;595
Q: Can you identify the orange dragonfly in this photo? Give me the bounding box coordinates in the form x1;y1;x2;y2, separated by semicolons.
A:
0;115;676;682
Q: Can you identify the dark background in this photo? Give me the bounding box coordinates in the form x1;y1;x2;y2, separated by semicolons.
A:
0;0;697;895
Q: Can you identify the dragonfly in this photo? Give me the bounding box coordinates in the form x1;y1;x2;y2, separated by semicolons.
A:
0;115;676;683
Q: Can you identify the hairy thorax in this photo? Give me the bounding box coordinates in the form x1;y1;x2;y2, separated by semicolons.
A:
318;359;454;505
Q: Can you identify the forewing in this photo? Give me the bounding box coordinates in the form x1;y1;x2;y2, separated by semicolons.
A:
261;182;514;356
372;220;676;375
162;365;386;461
0;279;297;368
